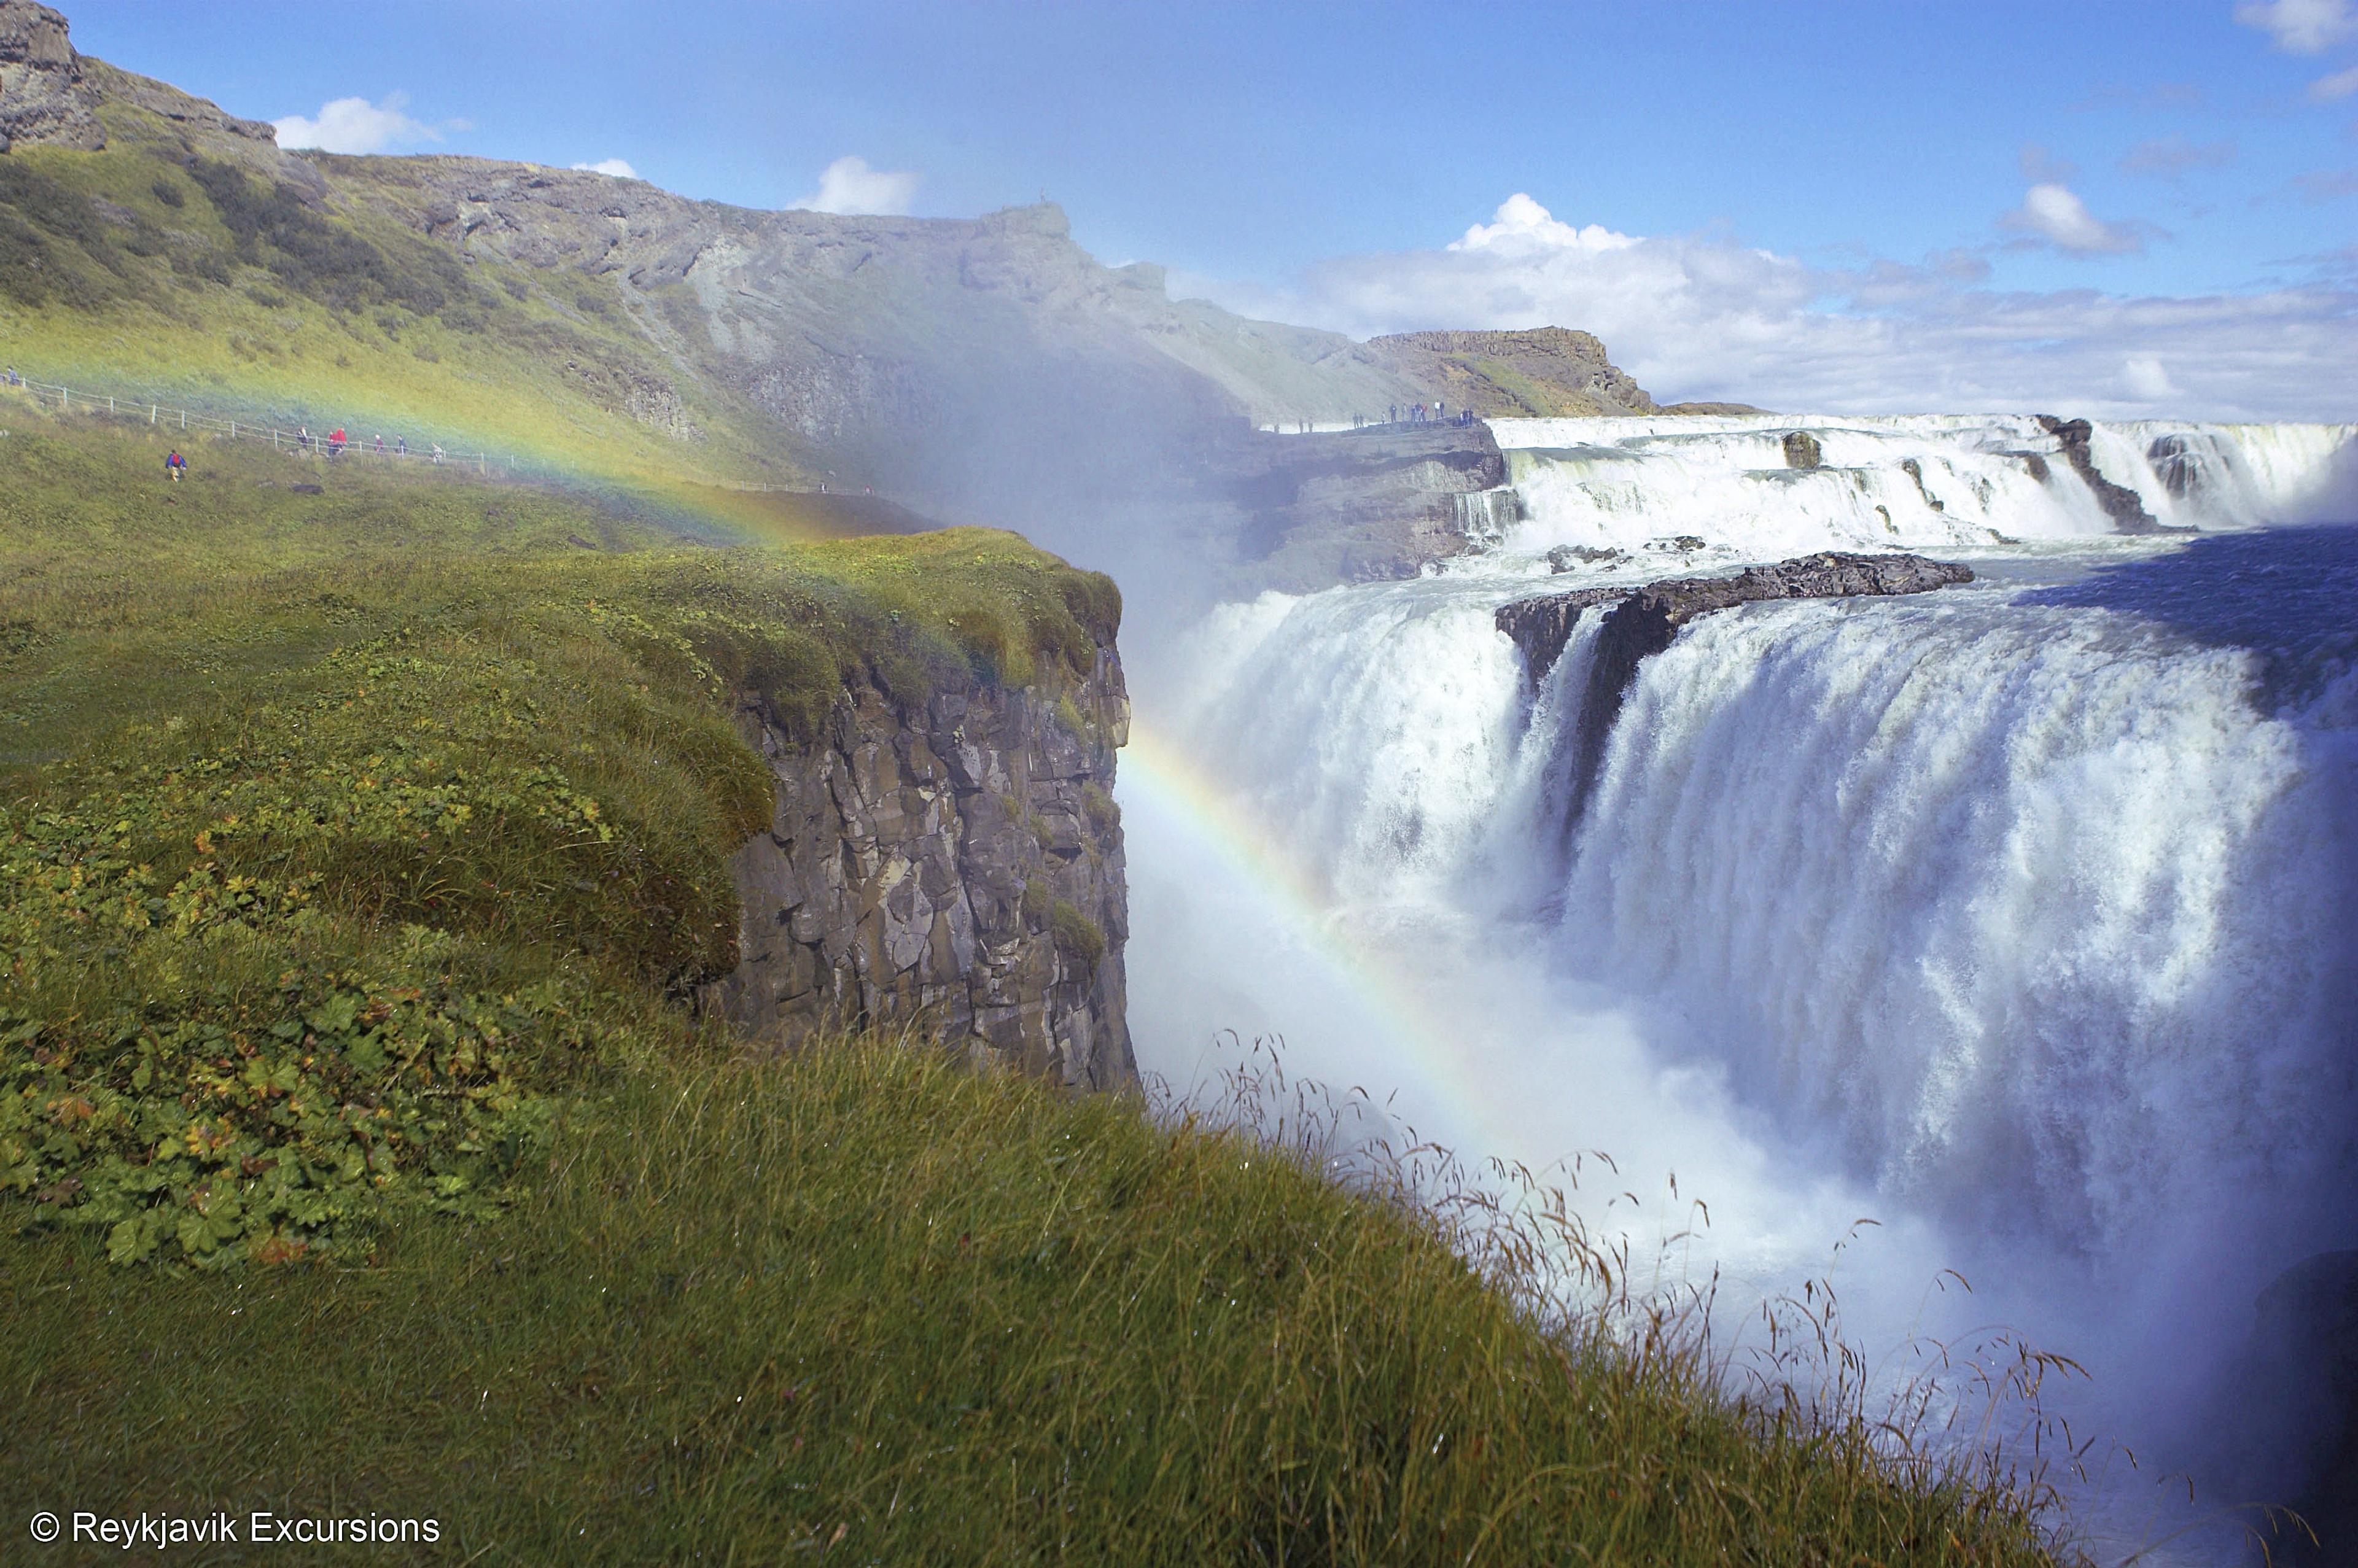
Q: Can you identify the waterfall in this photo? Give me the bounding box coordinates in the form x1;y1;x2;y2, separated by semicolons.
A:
1490;413;2358;558
1164;556;2356;1273
1567;589;2356;1260
1130;411;2358;1552
1452;487;1523;545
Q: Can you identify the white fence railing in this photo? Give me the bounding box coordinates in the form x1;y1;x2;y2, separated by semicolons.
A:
0;371;513;476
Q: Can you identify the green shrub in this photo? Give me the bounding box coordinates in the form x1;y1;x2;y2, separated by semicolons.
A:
188;158;470;321
1050;898;1105;970
0;959;580;1268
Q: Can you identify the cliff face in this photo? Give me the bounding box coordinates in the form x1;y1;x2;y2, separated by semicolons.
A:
0;0;103;153
1363;328;1657;417
1213;421;1509;592
338;160;1446;493
704;646;1134;1090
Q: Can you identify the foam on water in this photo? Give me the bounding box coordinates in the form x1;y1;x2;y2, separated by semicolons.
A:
1487;413;2358;557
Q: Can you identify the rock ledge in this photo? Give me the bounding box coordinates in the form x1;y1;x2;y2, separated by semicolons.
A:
1496;551;1974;810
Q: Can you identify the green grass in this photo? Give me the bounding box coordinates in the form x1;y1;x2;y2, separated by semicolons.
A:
0;371;2076;1564
0;1041;2074;1566
0;404;1118;1267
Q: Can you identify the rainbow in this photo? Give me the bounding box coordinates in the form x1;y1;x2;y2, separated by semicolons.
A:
1115;720;1501;1154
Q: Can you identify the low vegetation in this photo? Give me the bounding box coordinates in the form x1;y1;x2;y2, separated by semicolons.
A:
0;401;1114;1268
0;402;2071;1561
4;1042;2074;1565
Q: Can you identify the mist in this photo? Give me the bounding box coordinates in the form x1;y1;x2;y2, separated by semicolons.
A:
1051;415;2358;1566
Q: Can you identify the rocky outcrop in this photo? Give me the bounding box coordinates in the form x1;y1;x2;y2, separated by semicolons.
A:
1213;421;1507;591
702;648;1134;1090
77;56;279;153
2036;415;2168;533
352;165;1448;457
0;0;102;153
1362;327;1657;417
2144;432;2204;500
1496;551;1974;811
1781;430;1823;470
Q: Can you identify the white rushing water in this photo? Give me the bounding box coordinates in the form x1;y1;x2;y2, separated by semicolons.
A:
1124;413;2358;1562
1493;413;2358;555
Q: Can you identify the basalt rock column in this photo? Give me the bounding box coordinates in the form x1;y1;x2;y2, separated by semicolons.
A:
704;648;1135;1090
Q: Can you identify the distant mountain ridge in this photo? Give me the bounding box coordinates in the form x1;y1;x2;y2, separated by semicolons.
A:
1363;328;1656;417
0;0;1686;588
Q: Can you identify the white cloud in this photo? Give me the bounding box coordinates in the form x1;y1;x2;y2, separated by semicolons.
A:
1180;193;2358;421
272;93;437;155
793;155;921;216
571;158;639;179
1449;192;1640;257
2235;0;2357;53
2310;64;2358;99
2122;355;2180;400
2002;183;2149;255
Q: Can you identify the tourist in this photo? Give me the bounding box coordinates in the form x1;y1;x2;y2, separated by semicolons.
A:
165;449;185;482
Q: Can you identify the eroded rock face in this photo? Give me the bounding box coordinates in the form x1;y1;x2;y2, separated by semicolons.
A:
1215;421;1508;591
1496;551;1975;813
0;0;103;153
2036;414;2170;534
1781;429;1823;470
2146;432;2204;500
702;647;1134;1090
78;57;279;152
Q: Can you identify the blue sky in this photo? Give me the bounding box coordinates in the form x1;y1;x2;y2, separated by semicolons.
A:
64;1;2358;418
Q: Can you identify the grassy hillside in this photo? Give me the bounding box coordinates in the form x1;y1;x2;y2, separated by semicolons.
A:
0;400;2078;1562
0;397;1118;1265
4;1042;2072;1566
2;42;1700;553
0;87;811;491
